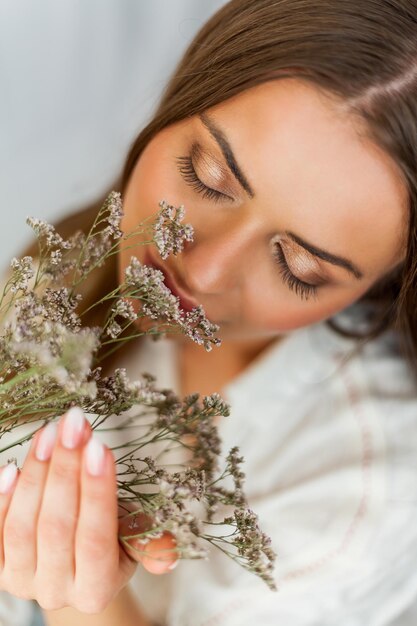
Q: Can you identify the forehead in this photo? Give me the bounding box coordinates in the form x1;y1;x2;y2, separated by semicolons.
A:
202;79;409;275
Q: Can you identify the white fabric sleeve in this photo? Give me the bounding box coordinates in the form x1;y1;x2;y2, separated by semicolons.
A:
0;593;34;626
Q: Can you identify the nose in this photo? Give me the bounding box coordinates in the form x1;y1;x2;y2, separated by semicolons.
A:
179;216;259;296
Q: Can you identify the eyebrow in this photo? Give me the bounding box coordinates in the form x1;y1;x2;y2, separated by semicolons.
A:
285;231;364;279
198;112;364;281
198;112;255;198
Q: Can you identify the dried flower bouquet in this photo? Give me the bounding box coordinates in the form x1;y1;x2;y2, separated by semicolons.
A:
0;191;277;590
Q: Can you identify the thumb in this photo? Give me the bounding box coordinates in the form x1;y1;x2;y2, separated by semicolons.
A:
118;502;179;575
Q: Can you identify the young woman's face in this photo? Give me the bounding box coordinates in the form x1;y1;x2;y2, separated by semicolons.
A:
118;78;408;342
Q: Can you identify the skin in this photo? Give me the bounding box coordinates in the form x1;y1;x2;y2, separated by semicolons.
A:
119;78;408;393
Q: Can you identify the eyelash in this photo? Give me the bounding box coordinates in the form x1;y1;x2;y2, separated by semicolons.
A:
273;243;319;302
176;154;231;203
176;152;320;302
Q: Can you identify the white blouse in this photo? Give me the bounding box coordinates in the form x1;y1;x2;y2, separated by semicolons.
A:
107;317;417;626
1;317;417;626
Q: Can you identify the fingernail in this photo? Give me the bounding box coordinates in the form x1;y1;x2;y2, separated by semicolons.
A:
168;558;179;571
0;462;18;494
85;434;106;476
36;421;58;462
61;406;85;450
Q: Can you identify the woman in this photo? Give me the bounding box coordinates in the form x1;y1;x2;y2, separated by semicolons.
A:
1;0;417;624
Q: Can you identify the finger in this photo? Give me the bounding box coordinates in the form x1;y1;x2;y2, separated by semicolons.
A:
117;507;153;566
2;424;56;590
118;506;179;574
36;408;92;600
74;435;120;601
0;461;20;569
136;532;179;575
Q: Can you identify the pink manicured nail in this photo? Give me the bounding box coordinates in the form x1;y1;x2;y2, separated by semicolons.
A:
61;406;85;449
0;462;18;494
36;421;58;462
85;435;106;476
168;558;179;571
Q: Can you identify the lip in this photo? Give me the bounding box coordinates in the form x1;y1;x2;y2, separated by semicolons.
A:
143;249;199;313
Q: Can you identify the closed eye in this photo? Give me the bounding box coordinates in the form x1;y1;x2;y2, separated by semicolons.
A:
176;154;233;203
272;241;320;302
177;151;321;303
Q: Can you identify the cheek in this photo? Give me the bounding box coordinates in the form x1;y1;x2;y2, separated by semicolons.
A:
122;160;164;230
243;281;372;332
122;128;193;233
118;147;172;276
118;129;194;286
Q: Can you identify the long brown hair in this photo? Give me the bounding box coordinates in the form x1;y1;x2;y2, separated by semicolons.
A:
18;0;417;380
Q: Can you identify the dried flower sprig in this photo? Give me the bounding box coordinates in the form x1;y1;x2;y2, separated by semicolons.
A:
0;192;277;590
154;200;194;260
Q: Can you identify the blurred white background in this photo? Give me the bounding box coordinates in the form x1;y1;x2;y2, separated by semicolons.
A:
0;0;228;270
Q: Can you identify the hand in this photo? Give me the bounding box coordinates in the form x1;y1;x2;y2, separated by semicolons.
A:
0;407;178;613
